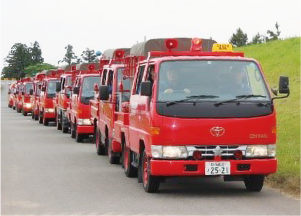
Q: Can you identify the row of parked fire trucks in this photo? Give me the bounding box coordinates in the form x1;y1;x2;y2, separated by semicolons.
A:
7;37;290;193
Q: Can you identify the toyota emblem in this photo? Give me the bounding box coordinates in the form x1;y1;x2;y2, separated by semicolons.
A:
210;127;225;137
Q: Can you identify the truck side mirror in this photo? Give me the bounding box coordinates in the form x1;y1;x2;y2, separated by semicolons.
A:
99;85;109;100
73;86;80;95
94;83;99;92
56;82;61;92
42;86;46;91
279;76;289;94
29;89;33;95
141;81;152;97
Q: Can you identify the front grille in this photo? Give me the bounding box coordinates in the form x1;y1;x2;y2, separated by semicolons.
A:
187;145;247;160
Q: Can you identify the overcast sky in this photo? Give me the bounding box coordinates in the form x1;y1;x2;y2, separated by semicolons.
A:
1;0;300;70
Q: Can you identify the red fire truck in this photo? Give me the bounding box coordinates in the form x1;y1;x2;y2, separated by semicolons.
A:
15;80;24;113
30;72;46;120
54;65;74;133
67;63;101;142
97;38;289;193
38;70;62;126
7;82;17;108
21;78;34;116
90;48;133;163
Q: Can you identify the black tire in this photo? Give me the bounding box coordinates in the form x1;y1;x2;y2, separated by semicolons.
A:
22;110;27;116
70;122;76;138
56;112;62;130
244;175;265;192
43;117;49;126
17;106;21;113
62;124;69;133
108;140;120;164
39;112;43;124
76;132;84;143
13;106;16;110
31;111;34;119
95;129;106;155
141;150;160;193
123;146;138;177
34;113;39;121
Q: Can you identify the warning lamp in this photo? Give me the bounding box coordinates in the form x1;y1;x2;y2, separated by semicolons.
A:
88;64;95;71
51;71;56;76
234;150;243;160
190;37;202;51
165;39;178;51
193;150;202;160
115;49;125;59
71;65;76;71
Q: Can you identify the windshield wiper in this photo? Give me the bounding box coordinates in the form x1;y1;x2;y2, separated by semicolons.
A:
166;95;219;107
214;94;267;107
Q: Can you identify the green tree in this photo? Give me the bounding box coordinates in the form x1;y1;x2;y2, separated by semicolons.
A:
30;41;44;64
24;63;56;77
59;45;79;65
266;22;281;42
3;43;32;78
229;28;248;47
250;32;263;45
81;48;97;63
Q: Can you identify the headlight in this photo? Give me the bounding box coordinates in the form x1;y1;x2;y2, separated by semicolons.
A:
45;108;54;113
151;145;188;159
25;103;32;108
77;118;92;125
246;145;276;157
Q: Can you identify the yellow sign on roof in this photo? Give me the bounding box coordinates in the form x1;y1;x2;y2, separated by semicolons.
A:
212;43;233;52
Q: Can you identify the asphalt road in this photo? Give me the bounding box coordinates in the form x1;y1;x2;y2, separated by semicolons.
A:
1;80;300;215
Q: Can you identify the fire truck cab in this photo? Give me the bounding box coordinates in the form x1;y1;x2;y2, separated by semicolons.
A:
38;70;62;126
100;38;290;193
30;72;46;120
67;63;101;142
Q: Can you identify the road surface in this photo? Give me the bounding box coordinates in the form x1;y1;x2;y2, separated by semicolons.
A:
1;80;300;215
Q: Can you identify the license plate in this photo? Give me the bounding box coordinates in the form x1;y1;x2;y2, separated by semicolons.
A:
205;162;231;175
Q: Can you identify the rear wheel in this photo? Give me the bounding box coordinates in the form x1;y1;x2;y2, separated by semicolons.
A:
70;122;76;138
13;106;16;110
96;129;106;155
56;111;62;130
31;111;34;119
141;150;160;193
39;111;43;124
108;140;120;164
123;146;138;177
244;175;264;192
62;122;69;133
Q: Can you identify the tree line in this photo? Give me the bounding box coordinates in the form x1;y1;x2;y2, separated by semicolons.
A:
2;42;99;79
229;22;281;47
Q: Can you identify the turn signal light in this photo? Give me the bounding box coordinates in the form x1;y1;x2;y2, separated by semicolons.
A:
193;150;202;160
150;127;160;135
165;39;178;50
272;125;277;134
234;150;243;160
190;37;202;51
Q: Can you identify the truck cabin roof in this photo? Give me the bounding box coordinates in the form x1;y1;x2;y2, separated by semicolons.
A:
102;48;130;60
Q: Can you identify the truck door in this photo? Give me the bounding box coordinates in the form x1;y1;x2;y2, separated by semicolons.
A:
129;65;146;152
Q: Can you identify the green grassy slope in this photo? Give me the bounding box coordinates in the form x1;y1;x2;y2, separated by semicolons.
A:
235;37;300;195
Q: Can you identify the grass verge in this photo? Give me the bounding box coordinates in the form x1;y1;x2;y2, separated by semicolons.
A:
236;37;300;197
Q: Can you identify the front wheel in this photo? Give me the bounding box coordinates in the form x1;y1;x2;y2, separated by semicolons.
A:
56;112;62;130
43;117;49;126
76;132;84;143
244;175;264;192
22;109;27;116
39;112;43;124
141;150;160;193
70;122;76;138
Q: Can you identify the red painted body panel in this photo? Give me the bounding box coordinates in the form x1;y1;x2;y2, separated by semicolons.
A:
77;125;94;134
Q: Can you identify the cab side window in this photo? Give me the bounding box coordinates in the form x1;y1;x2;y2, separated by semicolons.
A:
134;65;145;95
102;69;108;85
145;64;155;97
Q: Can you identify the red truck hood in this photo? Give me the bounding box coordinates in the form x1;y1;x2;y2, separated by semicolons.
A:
77;103;91;119
157;112;276;145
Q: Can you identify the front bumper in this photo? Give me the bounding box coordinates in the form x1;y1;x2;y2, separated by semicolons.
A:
76;125;94;135
44;112;55;119
23;106;32;113
150;159;277;176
